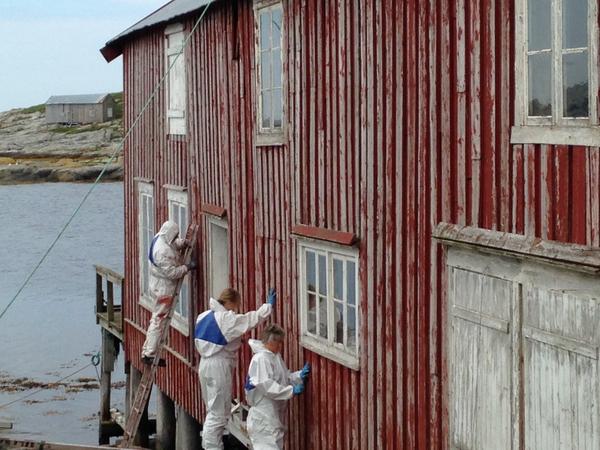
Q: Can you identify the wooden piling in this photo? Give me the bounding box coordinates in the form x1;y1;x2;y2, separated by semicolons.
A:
156;389;176;450
129;365;150;448
175;405;201;450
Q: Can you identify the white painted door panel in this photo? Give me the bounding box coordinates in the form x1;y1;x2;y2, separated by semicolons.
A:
450;268;514;450
524;287;600;450
447;247;600;450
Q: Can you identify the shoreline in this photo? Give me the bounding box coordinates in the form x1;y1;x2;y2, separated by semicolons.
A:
0;164;123;185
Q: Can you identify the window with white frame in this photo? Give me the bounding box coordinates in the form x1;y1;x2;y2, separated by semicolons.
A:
165;23;187;136
137;181;154;305
514;0;599;144
208;218;229;301
167;188;189;332
256;2;284;136
299;241;359;370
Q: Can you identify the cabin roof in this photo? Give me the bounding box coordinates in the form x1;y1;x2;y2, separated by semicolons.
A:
100;0;214;63
46;93;111;105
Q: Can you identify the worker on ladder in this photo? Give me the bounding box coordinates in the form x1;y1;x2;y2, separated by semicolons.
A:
245;324;310;450
194;287;276;450
141;220;196;366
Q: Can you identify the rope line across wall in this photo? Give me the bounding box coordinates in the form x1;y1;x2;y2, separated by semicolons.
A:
0;1;213;322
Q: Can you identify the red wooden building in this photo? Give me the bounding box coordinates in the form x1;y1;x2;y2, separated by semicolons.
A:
101;0;600;448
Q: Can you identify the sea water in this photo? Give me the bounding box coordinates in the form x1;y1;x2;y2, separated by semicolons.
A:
0;182;125;444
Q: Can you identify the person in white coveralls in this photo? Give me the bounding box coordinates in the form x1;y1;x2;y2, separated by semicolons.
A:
194;287;276;450
141;220;196;366
245;324;311;450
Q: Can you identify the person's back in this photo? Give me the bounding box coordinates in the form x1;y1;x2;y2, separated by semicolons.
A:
148;221;188;298
141;220;195;365
194;288;274;450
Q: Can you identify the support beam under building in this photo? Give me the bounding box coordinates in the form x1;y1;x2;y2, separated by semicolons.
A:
156;389;176;450
129;365;150;448
99;329;119;445
175;405;201;450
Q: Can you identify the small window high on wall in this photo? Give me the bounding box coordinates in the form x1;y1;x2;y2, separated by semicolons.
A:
208;217;229;301
137;181;154;308
513;0;600;146
167;187;189;334
298;240;359;370
255;1;284;144
165;23;186;136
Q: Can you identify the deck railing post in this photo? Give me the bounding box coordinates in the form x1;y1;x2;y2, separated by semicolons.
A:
107;281;115;323
96;272;105;323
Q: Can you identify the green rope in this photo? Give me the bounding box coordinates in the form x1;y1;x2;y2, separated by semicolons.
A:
0;1;213;322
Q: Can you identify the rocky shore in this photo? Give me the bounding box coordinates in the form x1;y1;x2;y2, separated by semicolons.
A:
0;106;123;185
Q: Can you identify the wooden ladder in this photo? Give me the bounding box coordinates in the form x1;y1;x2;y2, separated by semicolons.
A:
120;223;199;448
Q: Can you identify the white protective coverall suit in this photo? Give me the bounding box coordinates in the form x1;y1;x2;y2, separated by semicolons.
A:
194;298;272;450
245;339;303;450
141;220;189;358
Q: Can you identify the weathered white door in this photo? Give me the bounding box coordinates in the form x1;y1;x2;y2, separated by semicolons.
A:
449;266;514;449
446;243;600;450
523;280;600;449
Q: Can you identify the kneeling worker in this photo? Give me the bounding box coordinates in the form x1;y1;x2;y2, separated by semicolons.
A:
195;287;276;450
141;220;196;366
245;324;311;450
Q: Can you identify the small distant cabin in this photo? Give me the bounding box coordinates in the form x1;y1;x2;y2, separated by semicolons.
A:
45;93;116;125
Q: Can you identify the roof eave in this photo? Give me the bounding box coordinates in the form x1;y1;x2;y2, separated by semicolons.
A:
100;0;214;64
100;44;123;63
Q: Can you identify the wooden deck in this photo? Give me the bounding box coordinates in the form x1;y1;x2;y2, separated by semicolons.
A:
0;437;141;449
96;309;123;341
95;265;124;342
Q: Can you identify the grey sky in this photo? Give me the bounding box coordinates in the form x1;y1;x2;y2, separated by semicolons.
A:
0;0;167;112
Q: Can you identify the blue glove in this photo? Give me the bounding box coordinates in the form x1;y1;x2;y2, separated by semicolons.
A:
267;288;276;307
300;363;311;380
293;383;304;396
244;375;255;392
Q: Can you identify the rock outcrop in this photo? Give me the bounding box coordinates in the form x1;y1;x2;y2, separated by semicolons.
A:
0;107;123;184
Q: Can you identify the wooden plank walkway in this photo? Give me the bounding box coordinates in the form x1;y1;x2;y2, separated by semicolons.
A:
0;437;142;450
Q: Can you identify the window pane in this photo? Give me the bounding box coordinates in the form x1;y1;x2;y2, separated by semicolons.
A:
563;52;589;118
260;11;270;50
347;261;356;306
318;296;328;338
528;52;552;116
180;284;188;318
347;306;357;351
272;49;282;88
272;88;283;129
528;0;551;51
333;258;343;299
334;301;344;344
181;206;187;229
318;254;327;295
307;293;316;334
261;91;271;129
306;250;316;291
563;0;588;49
261;52;271;89
272;7;282;47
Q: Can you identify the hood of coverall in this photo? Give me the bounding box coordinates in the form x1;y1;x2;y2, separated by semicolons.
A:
209;297;228;312
248;338;270;355
157;220;180;245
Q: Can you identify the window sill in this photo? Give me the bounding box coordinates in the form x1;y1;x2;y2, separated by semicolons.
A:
255;132;285;147
171;313;190;336
300;334;359;371
511;125;600;147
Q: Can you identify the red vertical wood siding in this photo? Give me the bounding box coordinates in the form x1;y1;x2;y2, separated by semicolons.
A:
119;1;600;448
